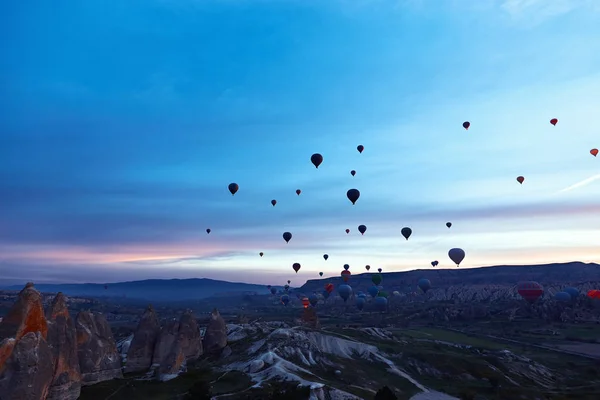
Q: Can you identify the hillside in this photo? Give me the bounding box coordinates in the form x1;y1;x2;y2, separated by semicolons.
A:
1;278;273;302
300;262;600;293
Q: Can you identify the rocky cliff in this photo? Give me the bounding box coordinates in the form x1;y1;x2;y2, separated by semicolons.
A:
124;305;160;373
203;308;227;355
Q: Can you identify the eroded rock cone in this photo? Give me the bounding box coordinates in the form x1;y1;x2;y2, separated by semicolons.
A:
76;311;123;385
0;282;48;341
125;305;160;373
45;292;81;400
203;308;227;355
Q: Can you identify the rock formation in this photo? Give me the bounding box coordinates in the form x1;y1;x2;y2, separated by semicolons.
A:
203;308;227;354
45;292;81;400
152;310;203;380
76;311;123;385
125;305;160;373
0;283;53;400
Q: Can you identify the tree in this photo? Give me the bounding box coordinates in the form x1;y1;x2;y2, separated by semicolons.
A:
186;380;212;400
374;386;397;400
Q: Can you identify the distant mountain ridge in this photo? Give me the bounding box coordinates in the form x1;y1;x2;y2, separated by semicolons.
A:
1;278;273;302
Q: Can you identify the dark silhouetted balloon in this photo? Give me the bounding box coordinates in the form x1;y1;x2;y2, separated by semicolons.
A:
270;287;277;295
591;148;598;157
418;278;431;293
550;118;558;126
365;265;370;271
319;272;323;277
309;293;319;307
357;145;364;153
517;281;543;303
259;252;263;257
283;232;292;243
271;199;277;206
431;260;439;267
311;153;323;168
358;225;367;235
341;270;351;282
287;280;291;284
564;287;579;299
351;170;356;177
356;297;366;311
368;286;379;298
347;189;360;205
448;248;465;266
377;268;382;273
281;294;290;306
463;121;470;130
446;222;452;228
401;227;412;240
374;296;388;311
228;183;239;195
293;263;301;273
296;189;301;195
555;292;571;302
323;254;329;260
517;176;525;184
338;284;352;302
343;264;350;271
206;228;211;234
372;274;382;285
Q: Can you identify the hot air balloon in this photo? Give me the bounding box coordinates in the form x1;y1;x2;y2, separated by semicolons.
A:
401;227;412;240
431;260;438;267
374;296;388;311
555;292;571;302
448;248;465;266
293;263;301;273
365;265;371;271
323;254;329;260
283;232;292;243
357;145;364;153
347;189;360;205
550;118;558;126
281;294;290;306
564;287;579;299
591;149;598;157
271;199;277;206
284;284;290;291
270;287;277;295
296;189;301;195
338;284;352;302
319;272;323;277
228;183;239;195
517;176;525;184
287;280;291;284
517;281;544;303
259;252;264;257
358;225;367;235
301;297;310;309
351;170;356;177
377;268;382;273
341;270;351;282
446;222;452;228
418;278;431;294
345;229;350;234
325;283;334;294
206;228;211;234
343;264;350;271
368;286;379;298
309;293;319;307
372;274;382;286
311;153;323;168
356;297;366;311
588;290;600;299
462;121;470;130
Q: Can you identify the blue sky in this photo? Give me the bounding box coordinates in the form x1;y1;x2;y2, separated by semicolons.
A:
1;0;599;285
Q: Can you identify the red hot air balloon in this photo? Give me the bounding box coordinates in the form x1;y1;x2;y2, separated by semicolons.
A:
271;199;277;206
345;229;350;234
587;289;600;299
347;189;360;205
293;263;301;273
591;149;598;157
550;118;558;126
517;281;544;303
296;189;301;195
350;170;356;177
341;270;351;282
516;176;525;184
311;153;323;168
462;121;470;130
357;145;364;153
259;252;264;257
206;228;211;234
302;297;310;309
325;283;334;293
228;183;239;195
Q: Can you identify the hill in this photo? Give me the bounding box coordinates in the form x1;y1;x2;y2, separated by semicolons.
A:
300;261;600;293
1;278;273;302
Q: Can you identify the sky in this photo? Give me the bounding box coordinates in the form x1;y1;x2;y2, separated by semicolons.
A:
1;0;600;286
